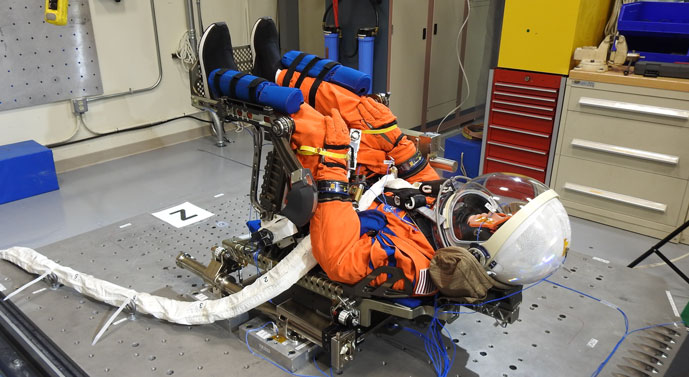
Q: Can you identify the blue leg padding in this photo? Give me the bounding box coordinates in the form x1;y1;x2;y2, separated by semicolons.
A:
208;69;304;114
281;51;371;96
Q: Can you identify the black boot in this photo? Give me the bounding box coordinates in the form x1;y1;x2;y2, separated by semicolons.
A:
199;22;238;99
251;17;282;82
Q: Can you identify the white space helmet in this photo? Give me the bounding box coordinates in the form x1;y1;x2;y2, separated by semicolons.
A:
434;173;571;285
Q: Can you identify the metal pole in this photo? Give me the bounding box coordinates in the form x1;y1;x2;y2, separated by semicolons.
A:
185;0;198;55
196;0;204;39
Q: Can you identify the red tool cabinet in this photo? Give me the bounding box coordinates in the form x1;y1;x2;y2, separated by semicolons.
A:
479;68;566;185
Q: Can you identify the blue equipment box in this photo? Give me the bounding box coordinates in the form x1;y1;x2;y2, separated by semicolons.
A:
618;2;689;63
0;140;59;204
443;134;482;179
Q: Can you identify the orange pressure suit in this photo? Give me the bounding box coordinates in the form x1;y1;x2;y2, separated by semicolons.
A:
285;72;440;296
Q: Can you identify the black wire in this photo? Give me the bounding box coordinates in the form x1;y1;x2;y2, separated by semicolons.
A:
47;114;214;149
322;2;335;24
332;0;380;59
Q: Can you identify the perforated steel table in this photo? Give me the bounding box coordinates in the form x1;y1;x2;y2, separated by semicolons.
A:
0;191;685;377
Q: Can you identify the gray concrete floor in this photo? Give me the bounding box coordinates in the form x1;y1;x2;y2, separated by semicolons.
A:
0;132;260;250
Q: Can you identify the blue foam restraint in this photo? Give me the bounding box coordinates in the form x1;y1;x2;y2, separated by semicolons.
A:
281;50;372;96
246;219;262;233
208;69;304;114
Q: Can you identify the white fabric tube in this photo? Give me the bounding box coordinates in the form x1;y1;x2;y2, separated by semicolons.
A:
0;236;317;325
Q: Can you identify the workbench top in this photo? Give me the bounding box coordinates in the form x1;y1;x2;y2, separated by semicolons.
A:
569;68;689;93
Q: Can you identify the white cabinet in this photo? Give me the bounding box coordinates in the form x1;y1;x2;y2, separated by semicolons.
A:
426;1;464;122
552;72;689;242
389;0;499;130
389;0;429;129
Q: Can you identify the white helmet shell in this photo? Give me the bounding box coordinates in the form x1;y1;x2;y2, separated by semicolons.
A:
435;173;570;285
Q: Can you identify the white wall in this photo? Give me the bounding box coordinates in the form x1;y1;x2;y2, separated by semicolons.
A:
0;0;277;172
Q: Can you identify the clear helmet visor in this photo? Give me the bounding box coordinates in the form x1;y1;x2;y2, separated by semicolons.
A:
439;173;548;247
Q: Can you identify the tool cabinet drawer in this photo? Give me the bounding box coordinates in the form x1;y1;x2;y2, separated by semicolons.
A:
484;156;546;183
559;111;689;179
491;98;556;118
490;108;555;135
494;69;562;91
487;124;552;150
493;90;558;109
567;86;689;128
485;141;548;168
553;156;687;227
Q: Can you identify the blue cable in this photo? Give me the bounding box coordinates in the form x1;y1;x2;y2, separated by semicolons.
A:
476;221;484;242
245;321;334;377
253;249;261;276
312;352;333;377
542;278;688;377
628;321;687;335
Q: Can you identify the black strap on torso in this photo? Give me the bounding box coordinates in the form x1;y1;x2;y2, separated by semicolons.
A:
211;69;230;97
294;57;322;89
281;52;308;87
308;61;339;107
392;133;405;148
247;77;267;102
228;72;248;98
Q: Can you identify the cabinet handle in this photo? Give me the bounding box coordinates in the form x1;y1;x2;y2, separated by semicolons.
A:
487;141;546;155
493;108;553;121
434;23;437;35
494;91;555;103
489;124;550;138
564;182;667;213
495;82;557;94
422;28;426;40
571;138;680;165
486;157;545;172
578;97;689;120
493;100;554;112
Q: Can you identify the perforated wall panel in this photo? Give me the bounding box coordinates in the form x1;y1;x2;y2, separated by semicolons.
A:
0;0;102;112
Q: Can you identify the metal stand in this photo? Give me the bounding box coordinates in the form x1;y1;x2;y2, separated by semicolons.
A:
628;219;689;285
201;107;225;147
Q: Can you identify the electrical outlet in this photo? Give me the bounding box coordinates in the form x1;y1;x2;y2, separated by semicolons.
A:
71;98;88;114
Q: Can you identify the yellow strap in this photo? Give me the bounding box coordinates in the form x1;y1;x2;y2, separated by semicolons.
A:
297;146;349;160
361;124;398;135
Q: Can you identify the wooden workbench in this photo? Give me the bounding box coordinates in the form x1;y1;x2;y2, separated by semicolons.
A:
569;68;689;93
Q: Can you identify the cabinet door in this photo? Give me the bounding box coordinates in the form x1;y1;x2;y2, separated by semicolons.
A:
425;0;464;122
389;0;428;129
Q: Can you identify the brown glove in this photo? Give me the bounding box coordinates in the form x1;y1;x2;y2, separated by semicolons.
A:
429;246;510;303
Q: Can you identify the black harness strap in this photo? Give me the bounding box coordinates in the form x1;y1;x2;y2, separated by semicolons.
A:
294;57;322;89
228;72;248;99
323;144;349;150
308;61;339;107
392;133;405;148
322;161;348;170
211;69;230;97
247;77;267;103
282;52;308;87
